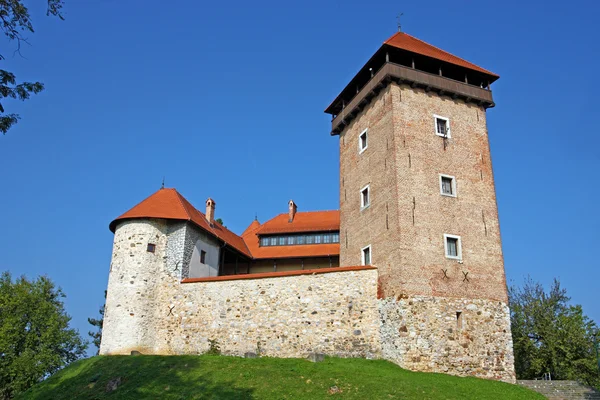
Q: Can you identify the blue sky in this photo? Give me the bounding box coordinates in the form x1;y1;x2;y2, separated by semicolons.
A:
0;0;598;353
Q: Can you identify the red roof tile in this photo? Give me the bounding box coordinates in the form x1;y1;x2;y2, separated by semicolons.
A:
255;210;339;235
240;210;340;259
110;189;340;261
242;219;261;236
384;32;498;78
109;188;252;258
181;266;375;283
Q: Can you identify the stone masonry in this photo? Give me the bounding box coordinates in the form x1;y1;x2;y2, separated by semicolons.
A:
337;81;515;382
101;219;382;358
101;219;514;382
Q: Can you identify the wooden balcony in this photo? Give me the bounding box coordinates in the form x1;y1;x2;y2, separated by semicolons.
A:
330;62;495;135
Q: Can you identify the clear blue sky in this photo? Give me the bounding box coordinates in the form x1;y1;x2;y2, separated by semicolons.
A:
0;0;598;353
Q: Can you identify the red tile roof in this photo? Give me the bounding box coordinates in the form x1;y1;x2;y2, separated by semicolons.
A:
181;266;375;283
110;189;340;261
240;210;340;259
384;32;499;78
254;210;339;235
109;188;252;258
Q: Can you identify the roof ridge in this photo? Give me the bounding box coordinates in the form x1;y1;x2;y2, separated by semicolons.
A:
393;32;497;76
172;189;194;221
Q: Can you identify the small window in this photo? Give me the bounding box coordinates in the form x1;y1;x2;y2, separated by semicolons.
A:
439;174;456;197
332;233;339;243
444;234;462;260
270;237;277;246
434;115;450;138
359;128;368;153
200;250;206;264
278;236;286;246
361;245;372;265
147;243;156;253
360;185;370;209
456;311;463;330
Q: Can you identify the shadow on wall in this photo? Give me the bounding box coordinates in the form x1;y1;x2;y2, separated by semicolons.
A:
21;355;254;400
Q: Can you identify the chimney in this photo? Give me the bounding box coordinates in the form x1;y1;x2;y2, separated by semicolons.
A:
206;198;216;225
288;200;297;223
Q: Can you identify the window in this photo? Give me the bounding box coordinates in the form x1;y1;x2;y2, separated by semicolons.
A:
147;243;156;253
258;232;341;247
434;115;450;138
361;245;372;265
439;174;456;197
444;234;462;260
200;250;206;264
456;311;463;330
360;185;370;209
359;128;368;153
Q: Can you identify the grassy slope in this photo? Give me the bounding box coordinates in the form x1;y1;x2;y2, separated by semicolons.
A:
19;355;544;400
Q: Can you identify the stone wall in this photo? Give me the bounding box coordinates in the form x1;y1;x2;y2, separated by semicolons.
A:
101;219;169;355
101;219;515;382
101;224;382;359
518;380;600;400
380;296;515;383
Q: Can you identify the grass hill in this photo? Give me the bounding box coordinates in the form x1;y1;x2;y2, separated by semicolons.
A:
18;355;544;400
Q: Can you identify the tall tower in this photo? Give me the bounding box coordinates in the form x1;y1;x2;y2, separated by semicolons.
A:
326;32;515;382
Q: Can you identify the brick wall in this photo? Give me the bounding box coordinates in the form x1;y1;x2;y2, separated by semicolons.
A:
339;82;508;302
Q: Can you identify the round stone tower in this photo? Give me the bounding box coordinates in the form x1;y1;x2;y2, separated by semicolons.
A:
99;219;168;355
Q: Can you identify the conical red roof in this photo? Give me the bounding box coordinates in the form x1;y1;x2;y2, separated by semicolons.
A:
109;188;251;257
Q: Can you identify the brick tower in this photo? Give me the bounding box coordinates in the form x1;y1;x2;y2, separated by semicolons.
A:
326;32;515;382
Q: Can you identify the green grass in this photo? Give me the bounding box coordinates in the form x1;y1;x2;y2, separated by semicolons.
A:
18;355;544;400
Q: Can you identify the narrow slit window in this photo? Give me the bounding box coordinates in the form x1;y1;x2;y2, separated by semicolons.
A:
359;129;368;153
361;185;370;209
200;250;206;264
362;245;371;265
456;311;463;330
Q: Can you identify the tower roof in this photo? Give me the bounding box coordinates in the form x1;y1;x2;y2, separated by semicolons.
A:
325;31;499;132
384;32;498;78
109;188;252;258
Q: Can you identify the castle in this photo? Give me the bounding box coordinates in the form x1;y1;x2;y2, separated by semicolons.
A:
100;30;516;382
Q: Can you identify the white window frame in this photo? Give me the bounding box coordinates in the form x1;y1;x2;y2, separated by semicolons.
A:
358;128;368;154
439;174;457;197
361;244;372;265
443;234;462;260
360;184;370;209
434;115;451;138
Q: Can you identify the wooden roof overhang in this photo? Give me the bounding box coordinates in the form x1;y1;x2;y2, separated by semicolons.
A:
325;43;499;136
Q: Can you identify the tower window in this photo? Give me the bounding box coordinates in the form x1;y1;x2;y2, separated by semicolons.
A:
147;243;156;253
360;185;370;209
361;245;372;265
444;234;462;260
434;115;450;138
359;128;368;153
439;174;457;197
200;250;206;264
